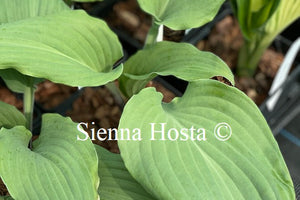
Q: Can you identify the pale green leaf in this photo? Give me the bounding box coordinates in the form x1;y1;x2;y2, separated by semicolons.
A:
118;80;295;199
119;41;234;97
0;114;99;200
137;0;225;30
0;101;26;129
0;10;123;87
0;0;69;24
95;145;155;200
0;0;69;92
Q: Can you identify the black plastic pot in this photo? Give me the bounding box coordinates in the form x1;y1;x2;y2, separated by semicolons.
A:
34;87;84;116
260;66;300;135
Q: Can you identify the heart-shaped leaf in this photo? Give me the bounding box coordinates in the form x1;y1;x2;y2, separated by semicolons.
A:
118;80;295;199
0;10;123;87
0;114;99;200
0;101;26;129
137;0;225;30
95;145;155;200
119;41;234;97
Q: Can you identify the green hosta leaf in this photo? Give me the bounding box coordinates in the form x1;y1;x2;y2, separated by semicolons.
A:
0;69;43;93
0;0;69;24
119;41;234;97
0;0;69;92
230;0;280;40
0;114;99;200
0;101;26;129
118;80;295;199
95;145;155;200
0;10;123;87
137;0;224;30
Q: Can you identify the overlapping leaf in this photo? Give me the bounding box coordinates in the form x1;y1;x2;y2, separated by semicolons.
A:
0;114;99;200
0;10;123;88
0;101;26;129
137;0;225;30
118;80;295;199
95;145;155;200
0;0;69;92
119;41;234;97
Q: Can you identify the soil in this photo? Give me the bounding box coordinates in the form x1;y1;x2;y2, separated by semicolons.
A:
35;81;78;110
104;0;152;44
0;179;8;196
196;15;284;105
0;85;23;111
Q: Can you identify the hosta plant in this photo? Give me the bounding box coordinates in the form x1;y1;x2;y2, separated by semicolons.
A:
231;0;300;76
0;0;296;199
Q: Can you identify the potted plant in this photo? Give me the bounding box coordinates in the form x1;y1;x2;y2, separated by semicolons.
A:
0;0;296;199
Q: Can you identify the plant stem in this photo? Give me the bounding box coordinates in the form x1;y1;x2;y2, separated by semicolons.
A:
237;34;272;77
144;19;160;48
106;82;126;106
24;85;35;133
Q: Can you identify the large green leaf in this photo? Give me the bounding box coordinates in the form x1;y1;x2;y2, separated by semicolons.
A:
0;0;69;24
0;101;26;129
0;0;69;93
137;0;225;30
118;80;295;199
0;114;99;200
0;10;123;87
119;41;234;97
95;145;155;200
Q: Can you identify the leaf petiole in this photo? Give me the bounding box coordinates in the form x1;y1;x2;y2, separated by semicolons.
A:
23;82;35;149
